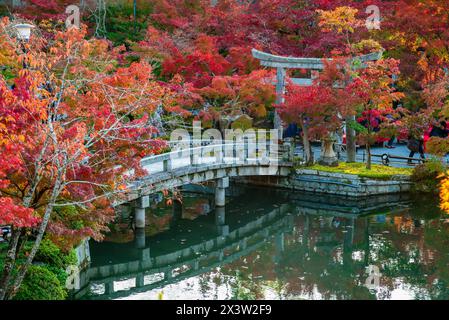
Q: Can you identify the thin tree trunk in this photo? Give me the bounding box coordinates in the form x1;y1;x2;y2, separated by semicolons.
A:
366;143;372;170
366;106;373;170
301;121;313;165
0;229;21;300
346;115;356;163
7;112;64;299
0;133;52;300
7;175;63;300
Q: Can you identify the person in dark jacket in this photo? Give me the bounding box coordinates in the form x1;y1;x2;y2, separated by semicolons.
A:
430;121;449;138
407;135;425;164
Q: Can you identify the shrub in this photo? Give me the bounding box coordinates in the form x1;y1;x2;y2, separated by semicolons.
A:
411;158;446;193
14;265;67;300
34;239;77;270
305;162;412;180
14;238;78;299
426;137;449;157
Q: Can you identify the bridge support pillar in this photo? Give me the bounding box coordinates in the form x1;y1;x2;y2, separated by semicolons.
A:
106;281;114;295
134;196;150;229
215;207;229;236
274;232;285;265
215;177;229;207
165;269;172;280
136;274;145;288
135;227;146;249
140;248;151;261
172;198;183;222
275;232;285;253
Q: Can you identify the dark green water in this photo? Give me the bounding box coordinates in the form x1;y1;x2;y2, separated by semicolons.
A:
75;186;449;300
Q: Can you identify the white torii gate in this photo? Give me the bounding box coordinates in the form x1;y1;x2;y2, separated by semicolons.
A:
251;48;383;163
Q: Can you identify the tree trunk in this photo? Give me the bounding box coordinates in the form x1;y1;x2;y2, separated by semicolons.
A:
0;185;41;300
7;168;64;300
0;229;21;300
301;122;313;165
346;115;356;163
1;125;61;299
366;142;372;170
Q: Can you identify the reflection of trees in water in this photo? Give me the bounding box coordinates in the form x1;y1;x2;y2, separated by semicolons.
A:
368;210;449;299
94;192;449;300
278;215;373;300
198;271;233;300
218;242;287;300
211;205;449;300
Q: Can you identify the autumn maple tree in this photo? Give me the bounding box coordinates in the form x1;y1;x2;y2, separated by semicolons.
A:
344;59;404;169
277;83;335;165
0;19;173;299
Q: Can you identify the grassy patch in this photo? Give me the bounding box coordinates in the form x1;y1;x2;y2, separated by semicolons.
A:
303;162;413;180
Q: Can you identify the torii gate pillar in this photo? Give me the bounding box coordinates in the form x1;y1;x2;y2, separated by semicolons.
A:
274;67;286;135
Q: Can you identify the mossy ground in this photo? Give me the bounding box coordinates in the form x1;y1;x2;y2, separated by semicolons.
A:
303;162;413;180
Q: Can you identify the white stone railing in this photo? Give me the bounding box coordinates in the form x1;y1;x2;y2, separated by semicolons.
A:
139;140;292;177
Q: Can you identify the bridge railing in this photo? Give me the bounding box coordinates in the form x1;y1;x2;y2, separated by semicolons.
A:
140;140;292;175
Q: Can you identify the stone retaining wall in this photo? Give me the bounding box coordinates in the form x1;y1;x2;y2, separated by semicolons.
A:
236;169;413;197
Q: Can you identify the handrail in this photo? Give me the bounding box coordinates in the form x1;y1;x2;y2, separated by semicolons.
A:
371;153;426;166
140;141;287;168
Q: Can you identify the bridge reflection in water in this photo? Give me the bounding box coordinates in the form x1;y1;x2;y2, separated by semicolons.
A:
74;187;413;300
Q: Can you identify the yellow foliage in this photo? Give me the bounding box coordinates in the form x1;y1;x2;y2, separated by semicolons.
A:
317;6;359;34
439;172;449;214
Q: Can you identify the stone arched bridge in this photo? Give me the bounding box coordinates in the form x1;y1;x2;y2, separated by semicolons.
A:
116;140;294;228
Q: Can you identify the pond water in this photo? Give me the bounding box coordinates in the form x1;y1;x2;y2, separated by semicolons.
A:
74;185;449;300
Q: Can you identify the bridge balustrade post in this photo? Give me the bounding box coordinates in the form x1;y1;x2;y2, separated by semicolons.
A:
163;158;172;172
233;141;238;164
244;140;249;164
283;138;295;162
190;147;199;166
215;142;224;164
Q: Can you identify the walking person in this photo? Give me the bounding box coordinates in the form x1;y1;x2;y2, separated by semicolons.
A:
407;134;425;164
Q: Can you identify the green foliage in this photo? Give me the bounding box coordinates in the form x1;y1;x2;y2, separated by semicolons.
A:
33;239;77;269
411;158;446;193
305;162;412;180
53;205;85;231
0;242;6;270
14;265;67;300
347;119;368;134
104;1;154;46
12;238;78;299
231;115;253;131
0;66;15;82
